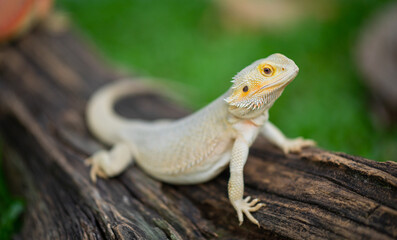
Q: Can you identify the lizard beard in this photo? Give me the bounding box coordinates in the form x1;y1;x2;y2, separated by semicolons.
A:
227;88;284;119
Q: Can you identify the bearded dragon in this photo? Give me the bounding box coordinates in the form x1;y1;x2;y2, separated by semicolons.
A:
86;53;315;226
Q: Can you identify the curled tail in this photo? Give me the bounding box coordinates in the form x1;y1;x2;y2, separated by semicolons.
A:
86;79;150;145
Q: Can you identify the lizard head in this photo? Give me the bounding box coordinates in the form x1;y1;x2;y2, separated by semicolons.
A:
225;53;299;118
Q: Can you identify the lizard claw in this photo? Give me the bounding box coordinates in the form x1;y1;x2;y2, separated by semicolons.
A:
281;137;316;155
85;151;109;183
248;198;260;207
233;197;265;227
244;196;251;202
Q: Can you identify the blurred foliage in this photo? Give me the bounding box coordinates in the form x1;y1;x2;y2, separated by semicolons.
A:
56;0;396;161
0;142;24;240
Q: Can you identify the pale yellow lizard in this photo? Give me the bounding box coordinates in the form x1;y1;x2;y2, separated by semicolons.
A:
86;53;315;226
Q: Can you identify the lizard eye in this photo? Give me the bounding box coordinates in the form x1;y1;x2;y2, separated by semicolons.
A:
260;64;274;77
242;86;249;92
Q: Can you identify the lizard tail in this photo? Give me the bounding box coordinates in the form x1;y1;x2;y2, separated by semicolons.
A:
86;79;150;145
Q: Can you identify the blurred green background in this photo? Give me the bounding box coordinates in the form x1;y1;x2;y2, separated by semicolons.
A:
1;0;396;238
55;0;396;160
0;142;24;240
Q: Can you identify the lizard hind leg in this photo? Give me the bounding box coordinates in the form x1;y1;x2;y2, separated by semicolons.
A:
85;142;135;182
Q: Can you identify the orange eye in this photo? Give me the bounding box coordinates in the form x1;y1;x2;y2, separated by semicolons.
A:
259;64;274;77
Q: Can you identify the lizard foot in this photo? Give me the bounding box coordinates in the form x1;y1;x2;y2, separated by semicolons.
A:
233;196;265;227
85;151;109;183
85;143;133;183
281;137;316;155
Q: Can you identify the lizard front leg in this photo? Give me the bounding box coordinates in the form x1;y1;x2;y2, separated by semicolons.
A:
85;142;135;182
228;138;265;226
261;121;316;154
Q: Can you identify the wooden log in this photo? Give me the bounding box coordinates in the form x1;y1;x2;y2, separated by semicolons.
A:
0;27;396;240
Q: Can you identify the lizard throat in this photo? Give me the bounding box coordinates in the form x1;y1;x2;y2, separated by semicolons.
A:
227;87;285;119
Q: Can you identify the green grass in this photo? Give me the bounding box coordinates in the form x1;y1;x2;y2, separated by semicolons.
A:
56;0;397;161
0;143;24;240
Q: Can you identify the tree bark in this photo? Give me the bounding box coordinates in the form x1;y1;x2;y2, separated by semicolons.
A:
0;27;396;240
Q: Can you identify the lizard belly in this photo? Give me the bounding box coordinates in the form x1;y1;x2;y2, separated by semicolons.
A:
135;135;234;185
147;150;232;184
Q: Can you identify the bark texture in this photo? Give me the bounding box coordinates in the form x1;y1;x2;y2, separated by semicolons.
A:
0;27;396;240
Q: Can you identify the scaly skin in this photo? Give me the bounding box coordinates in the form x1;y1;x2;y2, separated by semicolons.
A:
86;53;316;226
